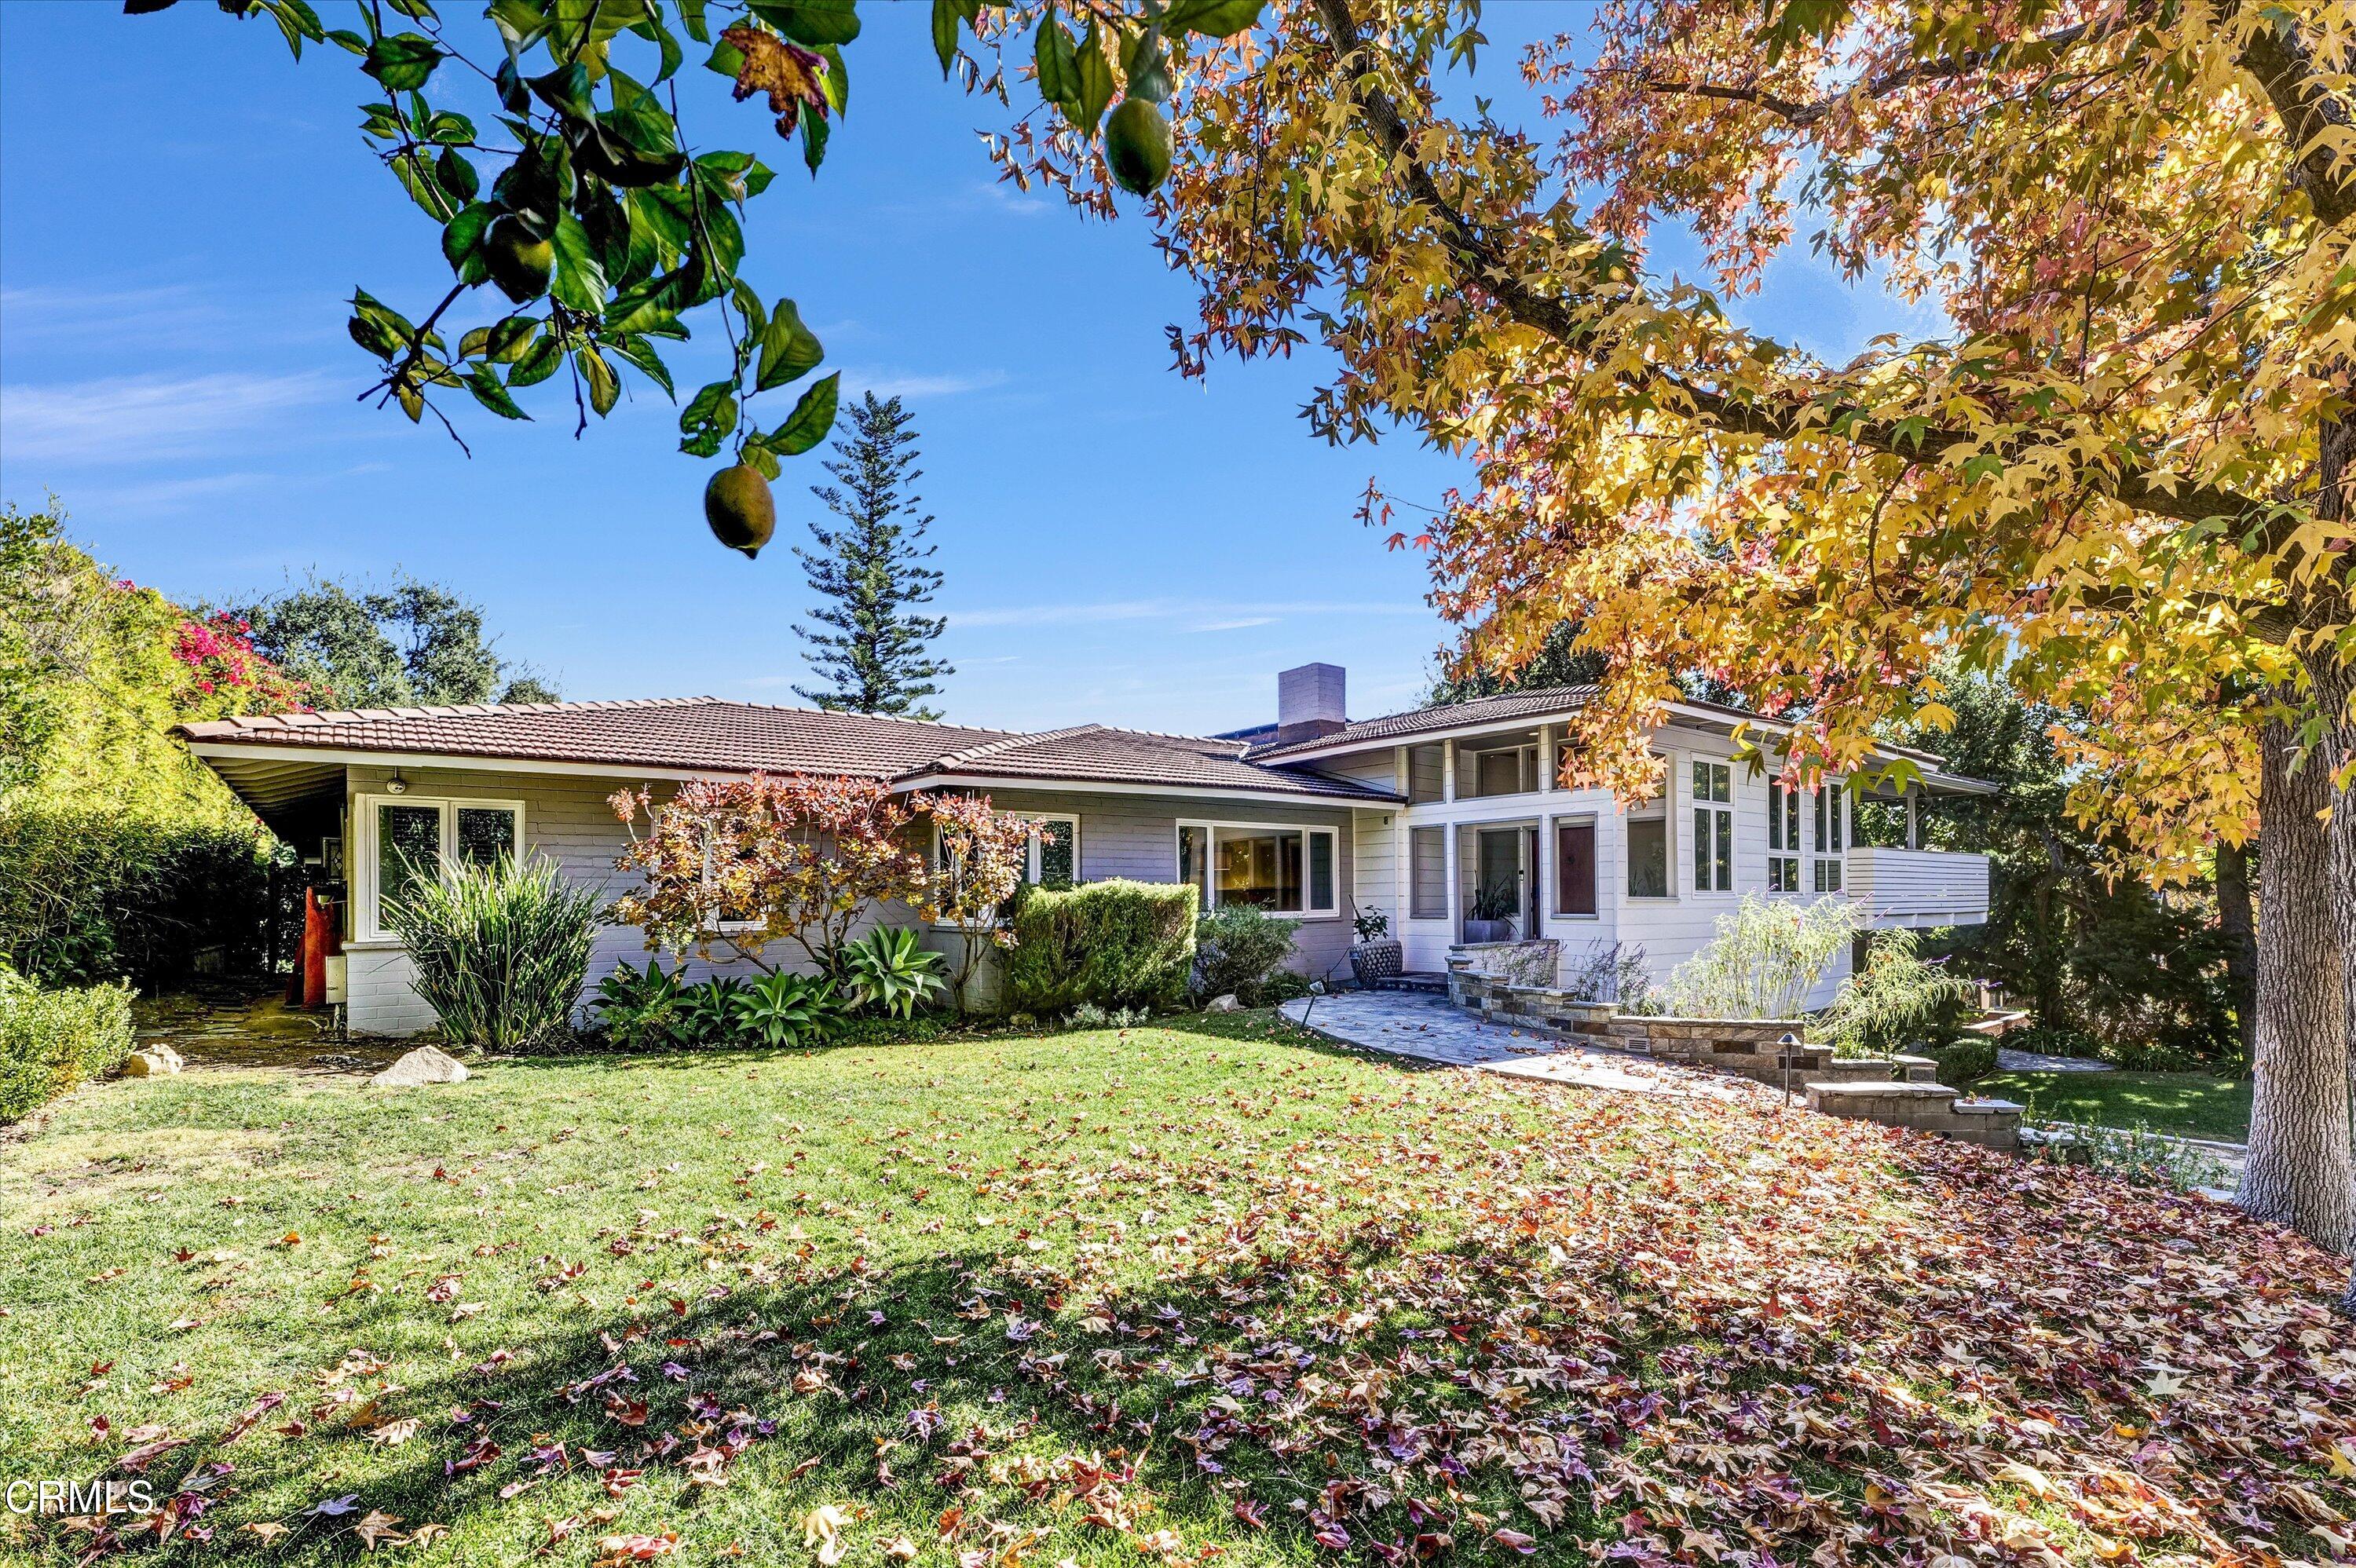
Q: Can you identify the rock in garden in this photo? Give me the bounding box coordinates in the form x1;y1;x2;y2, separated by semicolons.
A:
369;1046;469;1087
123;1046;184;1076
1205;993;1241;1014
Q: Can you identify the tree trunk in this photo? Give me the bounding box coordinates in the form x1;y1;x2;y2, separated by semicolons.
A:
2215;839;2257;1064
2238;704;2354;1252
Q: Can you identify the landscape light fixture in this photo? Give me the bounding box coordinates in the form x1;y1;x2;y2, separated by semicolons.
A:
1778;1030;1802;1106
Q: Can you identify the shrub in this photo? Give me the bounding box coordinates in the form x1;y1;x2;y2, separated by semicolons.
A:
0;960;134;1122
1817;930;1978;1057
1192;904;1299;1007
675;976;749;1046
1666;895;1860;1018
731;971;846;1047
592;959;686;1049
382;855;602;1051
1003;880;1198;1014
842;927;947;1018
1932;1036;1998;1087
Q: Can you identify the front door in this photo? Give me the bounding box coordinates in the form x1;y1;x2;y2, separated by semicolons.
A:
1476;828;1524;938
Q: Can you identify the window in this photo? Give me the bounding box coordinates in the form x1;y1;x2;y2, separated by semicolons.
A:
1626;813;1669;898
1409;826;1447;918
357;794;523;941
1462;744;1535;799
1178;822;1341;916
1554;819;1597;916
1767;781;1800;893
1691;761;1732;892
1813;783;1845;893
1028;814;1078;885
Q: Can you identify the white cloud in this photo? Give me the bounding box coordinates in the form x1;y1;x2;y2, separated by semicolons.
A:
950;598;1429;630
0;371;335;464
1188;616;1277;633
839;368;1010;400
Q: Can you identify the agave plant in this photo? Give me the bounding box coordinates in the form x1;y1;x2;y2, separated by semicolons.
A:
730;970;843;1047
840;927;946;1020
675;976;748;1046
593;959;685;1049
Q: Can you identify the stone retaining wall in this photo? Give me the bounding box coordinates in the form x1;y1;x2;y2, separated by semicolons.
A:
1443;955;2019;1151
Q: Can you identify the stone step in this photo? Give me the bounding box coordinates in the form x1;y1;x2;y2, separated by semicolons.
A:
1806;1080;2022;1151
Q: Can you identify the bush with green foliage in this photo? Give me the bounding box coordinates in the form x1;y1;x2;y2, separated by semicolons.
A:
2;506;291;987
1817;930;1978;1057
0;960;134;1123
1932;1036;1999;1087
592;959;686;1050
1003;880;1198;1014
730;971;845;1047
1192;904;1300;1007
1666;895;1860;1018
842;926;947;1018
383;856;602;1051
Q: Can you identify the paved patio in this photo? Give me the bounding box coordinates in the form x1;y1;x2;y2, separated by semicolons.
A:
1279;991;1758;1101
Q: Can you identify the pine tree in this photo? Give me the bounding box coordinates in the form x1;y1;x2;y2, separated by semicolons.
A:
792;393;952;719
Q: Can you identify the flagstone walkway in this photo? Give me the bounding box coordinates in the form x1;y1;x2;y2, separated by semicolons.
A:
1280;991;1761;1101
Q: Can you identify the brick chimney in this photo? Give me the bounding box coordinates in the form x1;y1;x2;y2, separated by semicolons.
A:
1273;663;1348;743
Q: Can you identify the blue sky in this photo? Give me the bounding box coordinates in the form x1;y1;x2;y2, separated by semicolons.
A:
0;2;1927;735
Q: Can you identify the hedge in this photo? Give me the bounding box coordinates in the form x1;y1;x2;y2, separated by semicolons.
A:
0;962;136;1123
1002;879;1198;1014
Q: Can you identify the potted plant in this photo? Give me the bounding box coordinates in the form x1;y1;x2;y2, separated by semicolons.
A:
1464;879;1519;944
1348;908;1403;988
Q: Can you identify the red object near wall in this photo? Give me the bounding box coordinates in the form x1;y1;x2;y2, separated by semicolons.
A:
300;889;340;1009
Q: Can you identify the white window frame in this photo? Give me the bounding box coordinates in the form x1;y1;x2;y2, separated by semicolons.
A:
1812;780;1846;894
353;792;525;942
1690;760;1733;894
1176;819;1342;919
1767;780;1801;894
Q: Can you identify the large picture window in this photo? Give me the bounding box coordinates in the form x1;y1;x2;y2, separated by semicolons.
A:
1626;811;1669;898
1691;762;1732;892
356;794;523;941
1177;821;1341;917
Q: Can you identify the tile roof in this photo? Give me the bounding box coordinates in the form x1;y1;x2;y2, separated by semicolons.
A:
177;698;1397;803
1246;687;1603;759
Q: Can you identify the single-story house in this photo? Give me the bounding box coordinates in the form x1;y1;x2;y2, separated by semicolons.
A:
177;663;1996;1035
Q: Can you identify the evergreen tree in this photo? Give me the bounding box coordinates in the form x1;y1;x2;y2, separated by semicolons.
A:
792;393;952;719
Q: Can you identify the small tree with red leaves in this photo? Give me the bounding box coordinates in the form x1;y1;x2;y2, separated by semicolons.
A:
609;773;930;977
914;792;1044;1014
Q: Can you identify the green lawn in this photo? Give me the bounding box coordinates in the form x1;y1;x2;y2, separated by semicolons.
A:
1;1014;2344;1566
1977;1069;2252;1142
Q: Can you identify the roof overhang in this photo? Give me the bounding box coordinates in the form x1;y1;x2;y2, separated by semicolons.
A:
1245;699;1996;795
888;770;1403;807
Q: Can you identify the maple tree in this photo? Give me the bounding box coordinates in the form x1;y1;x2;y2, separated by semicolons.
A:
913;791;1042;1012
609;773;932;975
977;0;2356;1259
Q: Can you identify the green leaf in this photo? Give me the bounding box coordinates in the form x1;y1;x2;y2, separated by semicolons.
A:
485;314;540;362
931;0;980;74
704;35;746;79
676;0;712;44
604;269;690;337
1070;18;1114;133
817;42;849;114
527;61;598;121
1160;0;1264;35
465;366;532;419
763;370;839;456
384;0;440;20
435;146;480;203
577;347;620;416
1033;16;1077;114
607;334;677;398
733;278;768;338
799;112;830;174
507;331;567;387
742;160;777;199
745;0;859;47
325;27;369;54
441;202;495;282
364;32;442;92
679;378;740;457
426;110;478;144
549;213;609;315
754;299;824;391
743;444;782;480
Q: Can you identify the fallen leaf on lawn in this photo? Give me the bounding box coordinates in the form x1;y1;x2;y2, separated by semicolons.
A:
353;1509;406;1549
